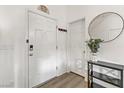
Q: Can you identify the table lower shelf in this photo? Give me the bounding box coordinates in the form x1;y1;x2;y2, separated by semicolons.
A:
92;82;105;88
90;71;121;87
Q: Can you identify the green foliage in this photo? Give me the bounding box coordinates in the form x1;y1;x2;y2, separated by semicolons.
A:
86;39;103;53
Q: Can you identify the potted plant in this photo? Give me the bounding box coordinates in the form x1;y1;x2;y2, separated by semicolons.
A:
86;39;103;62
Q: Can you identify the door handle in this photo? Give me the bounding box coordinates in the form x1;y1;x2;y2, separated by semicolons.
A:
30;45;33;51
29;44;33;56
29;53;33;56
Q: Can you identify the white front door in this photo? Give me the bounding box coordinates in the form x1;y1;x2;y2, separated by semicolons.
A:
28;11;57;87
69;19;85;76
57;30;67;75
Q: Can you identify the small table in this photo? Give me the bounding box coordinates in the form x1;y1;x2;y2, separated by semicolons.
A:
88;60;124;88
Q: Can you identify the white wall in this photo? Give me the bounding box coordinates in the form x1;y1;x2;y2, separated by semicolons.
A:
47;5;68;76
67;6;124;87
0;5;67;88
67;5;124;67
48;5;67;28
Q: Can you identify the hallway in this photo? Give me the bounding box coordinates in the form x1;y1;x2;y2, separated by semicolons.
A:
39;73;87;88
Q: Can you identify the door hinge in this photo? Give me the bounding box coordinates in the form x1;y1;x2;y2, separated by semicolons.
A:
56;46;58;50
56;66;58;70
26;39;29;43
56;25;58;29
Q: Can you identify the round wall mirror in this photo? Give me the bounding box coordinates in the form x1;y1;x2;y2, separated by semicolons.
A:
88;12;124;42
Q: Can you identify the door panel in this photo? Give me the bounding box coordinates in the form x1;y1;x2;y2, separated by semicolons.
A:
28;12;57;87
57;31;67;75
70;19;85;76
0;47;14;87
0;28;14;87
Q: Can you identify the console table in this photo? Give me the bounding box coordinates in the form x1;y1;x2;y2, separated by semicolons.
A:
88;61;124;88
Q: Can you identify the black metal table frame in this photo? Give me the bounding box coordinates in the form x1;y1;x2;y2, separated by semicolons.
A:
88;61;123;88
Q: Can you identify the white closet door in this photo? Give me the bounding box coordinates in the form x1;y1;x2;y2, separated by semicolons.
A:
70;19;85;76
0;18;14;88
28;11;57;87
57;31;67;75
0;44;14;87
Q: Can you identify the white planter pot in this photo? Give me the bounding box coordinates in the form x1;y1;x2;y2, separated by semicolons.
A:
91;53;98;62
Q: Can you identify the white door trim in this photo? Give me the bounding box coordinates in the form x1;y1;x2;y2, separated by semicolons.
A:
69;18;85;24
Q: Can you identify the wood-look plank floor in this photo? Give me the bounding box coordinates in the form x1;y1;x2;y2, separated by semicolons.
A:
39;72;87;88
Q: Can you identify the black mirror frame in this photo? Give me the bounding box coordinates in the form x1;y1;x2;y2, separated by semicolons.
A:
88;12;124;43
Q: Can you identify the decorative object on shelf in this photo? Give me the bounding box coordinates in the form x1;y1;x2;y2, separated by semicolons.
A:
91;53;97;62
88;12;124;43
37;5;49;14
86;39;103;62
